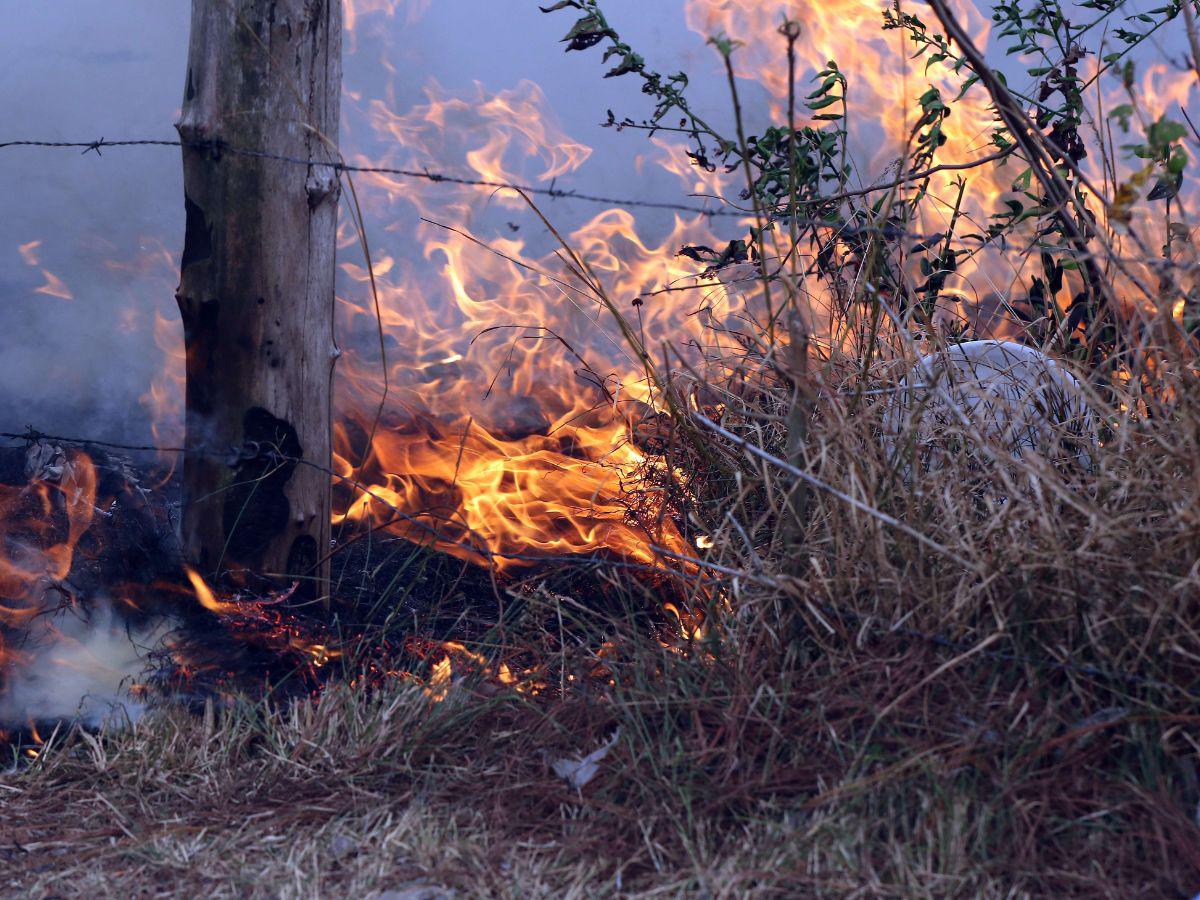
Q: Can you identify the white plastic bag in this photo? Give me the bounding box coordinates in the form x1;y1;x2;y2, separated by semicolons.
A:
882;340;1097;476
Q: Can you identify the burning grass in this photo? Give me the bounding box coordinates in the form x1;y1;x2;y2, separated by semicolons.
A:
9;281;1200;894
3;331;1200;895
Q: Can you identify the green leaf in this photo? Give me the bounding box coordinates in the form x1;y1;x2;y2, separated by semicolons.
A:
807;95;841;110
563;13;602;40
1149;118;1187;145
1107;104;1134;132
954;73;980;101
1167;146;1188;174
604;51;643;78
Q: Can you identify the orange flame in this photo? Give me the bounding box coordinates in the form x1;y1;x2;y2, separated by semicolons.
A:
18;239;74;300
329;76;706;568
184;566;242;616
32;270;73;301
0;451;97;626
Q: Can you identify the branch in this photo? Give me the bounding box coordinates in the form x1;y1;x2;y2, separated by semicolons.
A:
924;0;1117;329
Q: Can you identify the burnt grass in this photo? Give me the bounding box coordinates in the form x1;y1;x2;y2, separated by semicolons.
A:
0;439;682;731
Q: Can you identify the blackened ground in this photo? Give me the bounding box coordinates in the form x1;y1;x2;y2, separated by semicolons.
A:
1;440;683;739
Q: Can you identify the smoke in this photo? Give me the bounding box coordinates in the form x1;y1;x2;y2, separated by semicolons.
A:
0;602;173;729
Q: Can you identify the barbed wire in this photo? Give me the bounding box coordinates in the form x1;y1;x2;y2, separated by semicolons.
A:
0;425;1186;699
0;136;1193;692
10;135;1198;275
0;135;1037;235
0;136;758;218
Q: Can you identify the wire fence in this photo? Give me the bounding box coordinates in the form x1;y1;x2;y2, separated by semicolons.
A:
0;134;1031;233
10;134;1200;274
1;135;754;218
0;136;1190;700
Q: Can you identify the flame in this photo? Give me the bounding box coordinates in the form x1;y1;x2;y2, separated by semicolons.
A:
663;601;706;641
18;240;75;300
17;240;41;266
0;450;102;724
5;0;1193;718
184;567;242;616
329;75;708;569
0;450;97;625
344;0;429;53
129;0;1173;579
33;269;74;301
683;0;1197;337
424;655;453;701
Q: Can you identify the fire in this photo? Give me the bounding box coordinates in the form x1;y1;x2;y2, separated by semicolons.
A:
663;601;706;642
344;0;430;53
325;0;1014;569
184;566;241;616
17;240;41;266
424;655;452;700
0;449;109;727
32;270;73;301
684;0;1196;337
329;74;712;568
17;239;75;301
95;0;1145;581
4;0;1193;730
412;640;546;699
0;450;97;625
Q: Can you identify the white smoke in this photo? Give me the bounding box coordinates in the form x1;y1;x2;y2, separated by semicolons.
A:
0;602;172;729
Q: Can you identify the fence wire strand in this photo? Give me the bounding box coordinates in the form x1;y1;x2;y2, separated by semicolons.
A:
0;134;1038;234
0;136;753;218
0;137;1190;698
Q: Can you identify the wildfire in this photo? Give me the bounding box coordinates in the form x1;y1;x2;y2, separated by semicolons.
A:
326;0;1018;569
0;450;97;624
4;0;1195;734
329;72;716;568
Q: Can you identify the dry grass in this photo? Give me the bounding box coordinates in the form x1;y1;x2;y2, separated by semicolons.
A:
5;260;1200;898
3;488;1199;900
